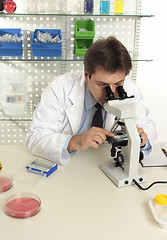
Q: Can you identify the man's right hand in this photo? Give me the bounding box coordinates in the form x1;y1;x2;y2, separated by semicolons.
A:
67;127;114;153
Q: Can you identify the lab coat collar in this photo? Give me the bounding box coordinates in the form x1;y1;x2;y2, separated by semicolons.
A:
65;72;85;134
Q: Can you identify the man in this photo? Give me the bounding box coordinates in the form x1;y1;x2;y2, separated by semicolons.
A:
26;36;157;164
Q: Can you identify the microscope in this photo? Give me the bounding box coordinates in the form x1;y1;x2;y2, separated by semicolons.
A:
100;85;147;187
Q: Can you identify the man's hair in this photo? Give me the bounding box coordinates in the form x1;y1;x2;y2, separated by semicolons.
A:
84;36;132;77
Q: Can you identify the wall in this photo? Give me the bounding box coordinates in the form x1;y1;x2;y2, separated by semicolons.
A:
137;0;167;142
1;0;165;143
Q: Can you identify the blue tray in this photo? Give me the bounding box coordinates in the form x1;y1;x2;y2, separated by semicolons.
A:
32;29;62;57
0;28;23;56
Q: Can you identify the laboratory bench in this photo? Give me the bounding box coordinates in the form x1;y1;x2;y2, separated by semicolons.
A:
0;144;167;240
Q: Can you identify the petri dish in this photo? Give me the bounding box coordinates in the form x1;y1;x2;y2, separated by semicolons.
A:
0;172;13;192
5;193;41;218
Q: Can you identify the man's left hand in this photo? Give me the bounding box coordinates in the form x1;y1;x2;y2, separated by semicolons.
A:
137;127;147;147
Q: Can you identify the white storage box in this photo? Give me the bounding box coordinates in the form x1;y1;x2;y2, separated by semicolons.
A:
2;75;26;116
2;75;26;94
148;199;167;228
2;94;26;116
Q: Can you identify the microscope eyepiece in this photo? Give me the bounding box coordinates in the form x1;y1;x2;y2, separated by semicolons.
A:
117;86;127;100
105;86;115;101
105;85;128;101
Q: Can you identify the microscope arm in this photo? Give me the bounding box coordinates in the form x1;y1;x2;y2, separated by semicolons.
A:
100;98;147;187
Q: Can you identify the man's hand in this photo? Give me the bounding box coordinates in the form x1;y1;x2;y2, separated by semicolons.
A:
67;127;114;153
137;127;147;147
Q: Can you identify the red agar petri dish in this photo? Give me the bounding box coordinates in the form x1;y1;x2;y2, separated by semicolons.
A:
5;193;41;218
0;173;13;192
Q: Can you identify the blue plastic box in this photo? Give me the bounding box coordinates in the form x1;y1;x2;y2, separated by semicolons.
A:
0;28;23;56
32;29;62;57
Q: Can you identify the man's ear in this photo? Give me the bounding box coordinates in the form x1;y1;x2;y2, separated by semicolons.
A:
84;69;89;83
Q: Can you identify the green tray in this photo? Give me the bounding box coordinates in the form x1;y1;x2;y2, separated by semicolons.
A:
74;19;95;39
74;39;94;56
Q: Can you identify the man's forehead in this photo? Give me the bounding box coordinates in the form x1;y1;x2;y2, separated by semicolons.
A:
95;79;125;85
92;71;125;84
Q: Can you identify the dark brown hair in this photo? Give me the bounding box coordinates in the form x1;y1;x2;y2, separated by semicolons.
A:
84;36;132;77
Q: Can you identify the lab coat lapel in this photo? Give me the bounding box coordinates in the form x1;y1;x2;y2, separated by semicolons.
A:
65;76;85;135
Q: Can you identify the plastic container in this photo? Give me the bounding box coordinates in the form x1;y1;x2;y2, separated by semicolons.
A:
114;0;124;14
74;19;95;39
2;94;26;115
5;193;41;218
26;0;35;13
32;29;62;57
84;0;94;13
0;28;22;56
148;194;167;228
2;74;26;116
2;75;26;95
4;0;16;13
0;172;13;192
34;0;45;13
26;158;58;177
75;38;94;56
100;0;110;14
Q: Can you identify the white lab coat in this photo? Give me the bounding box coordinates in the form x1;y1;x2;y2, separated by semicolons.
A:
26;71;157;164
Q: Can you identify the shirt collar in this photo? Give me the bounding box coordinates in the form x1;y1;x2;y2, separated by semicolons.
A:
85;83;97;111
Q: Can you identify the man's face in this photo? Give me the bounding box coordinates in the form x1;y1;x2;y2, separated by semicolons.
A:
84;67;126;105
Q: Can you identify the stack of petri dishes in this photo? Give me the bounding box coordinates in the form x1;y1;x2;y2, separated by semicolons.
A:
0;172;41;218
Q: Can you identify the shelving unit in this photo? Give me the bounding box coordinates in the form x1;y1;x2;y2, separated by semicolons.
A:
0;0;153;144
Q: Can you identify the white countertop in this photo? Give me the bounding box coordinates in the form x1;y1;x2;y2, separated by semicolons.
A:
0;144;167;240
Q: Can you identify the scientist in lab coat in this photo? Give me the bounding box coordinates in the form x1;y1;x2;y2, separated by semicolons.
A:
26;36;157;164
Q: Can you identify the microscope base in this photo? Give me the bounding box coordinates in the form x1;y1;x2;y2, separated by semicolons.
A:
100;160;147;187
